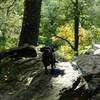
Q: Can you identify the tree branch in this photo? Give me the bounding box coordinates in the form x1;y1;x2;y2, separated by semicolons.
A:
6;0;17;15
52;34;75;50
0;0;17;9
71;0;76;5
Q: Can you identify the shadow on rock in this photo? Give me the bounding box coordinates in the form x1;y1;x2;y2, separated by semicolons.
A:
50;68;65;77
10;70;57;100
59;77;92;100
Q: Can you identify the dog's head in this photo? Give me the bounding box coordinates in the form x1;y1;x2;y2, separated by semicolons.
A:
40;46;54;53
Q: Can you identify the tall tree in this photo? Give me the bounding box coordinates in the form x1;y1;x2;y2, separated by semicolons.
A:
72;0;80;55
19;0;42;46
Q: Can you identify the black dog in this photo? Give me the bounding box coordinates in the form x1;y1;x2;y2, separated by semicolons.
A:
40;46;57;73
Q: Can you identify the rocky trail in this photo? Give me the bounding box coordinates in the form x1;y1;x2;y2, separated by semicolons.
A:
0;44;100;100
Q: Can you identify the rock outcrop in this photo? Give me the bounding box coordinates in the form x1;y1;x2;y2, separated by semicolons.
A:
0;44;100;100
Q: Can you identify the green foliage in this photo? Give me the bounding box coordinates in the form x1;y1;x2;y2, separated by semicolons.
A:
0;34;19;51
40;0;100;59
0;57;17;81
0;0;100;60
0;0;24;51
40;0;72;46
52;23;89;59
88;26;100;42
79;0;100;28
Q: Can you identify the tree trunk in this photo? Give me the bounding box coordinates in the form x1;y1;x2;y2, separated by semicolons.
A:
74;0;80;55
19;0;42;46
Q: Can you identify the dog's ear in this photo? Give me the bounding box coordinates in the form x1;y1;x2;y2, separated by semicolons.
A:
45;46;54;52
51;47;54;52
40;46;54;52
48;47;54;52
40;47;46;52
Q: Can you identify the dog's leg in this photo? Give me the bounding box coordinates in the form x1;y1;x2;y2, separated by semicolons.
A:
44;65;48;74
51;64;53;70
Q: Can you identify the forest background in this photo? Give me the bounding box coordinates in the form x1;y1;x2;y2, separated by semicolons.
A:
0;0;100;59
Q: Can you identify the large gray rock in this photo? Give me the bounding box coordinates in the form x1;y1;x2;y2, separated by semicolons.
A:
73;43;100;74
